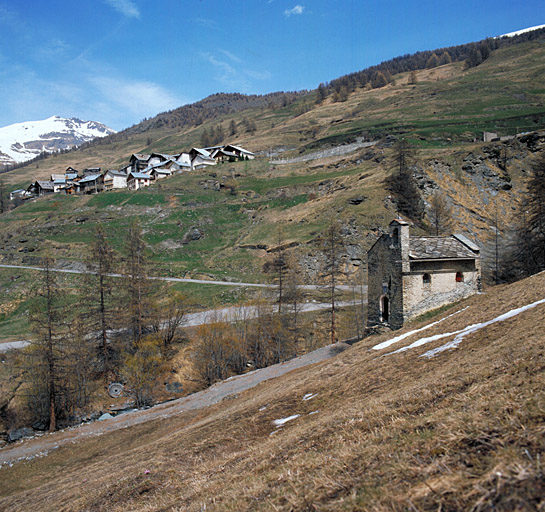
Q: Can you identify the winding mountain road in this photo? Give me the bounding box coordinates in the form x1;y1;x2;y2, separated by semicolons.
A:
0;300;366;352
0;263;364;292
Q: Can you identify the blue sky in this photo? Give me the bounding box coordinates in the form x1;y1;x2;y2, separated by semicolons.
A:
0;0;544;131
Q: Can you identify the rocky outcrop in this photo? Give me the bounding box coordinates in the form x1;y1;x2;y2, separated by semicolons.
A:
519;131;545;152
461;152;512;191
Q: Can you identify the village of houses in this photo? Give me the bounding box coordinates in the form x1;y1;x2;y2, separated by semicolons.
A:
10;144;255;200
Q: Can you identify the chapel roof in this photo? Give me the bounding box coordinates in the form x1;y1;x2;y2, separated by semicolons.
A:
409;235;479;260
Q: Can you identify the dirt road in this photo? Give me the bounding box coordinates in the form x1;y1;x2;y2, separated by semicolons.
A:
0;264;364;293
0;299;365;352
0;342;350;467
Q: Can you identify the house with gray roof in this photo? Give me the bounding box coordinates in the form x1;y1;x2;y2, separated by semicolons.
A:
147;153;175;167
189;148;216;170
127;171;151;190
27;180;54;197
367;219;481;329
129;154;151;173
224;144;255;160
74;174;103;194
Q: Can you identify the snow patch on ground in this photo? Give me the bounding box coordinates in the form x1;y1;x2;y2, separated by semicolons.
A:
273;414;300;427
382;298;545;358
302;393;317;401
371;307;468;351
422;297;545;358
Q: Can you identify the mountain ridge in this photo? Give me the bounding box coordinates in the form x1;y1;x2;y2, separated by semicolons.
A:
0;116;115;167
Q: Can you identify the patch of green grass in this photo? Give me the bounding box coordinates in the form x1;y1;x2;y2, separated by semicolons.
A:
260;194;309;210
125;192;167;206
87;192;133;207
169;282;255;309
411;301;460;325
239;167;362;195
14;195;79;214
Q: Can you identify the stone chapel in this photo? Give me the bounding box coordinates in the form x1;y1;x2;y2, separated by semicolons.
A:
367;219;481;329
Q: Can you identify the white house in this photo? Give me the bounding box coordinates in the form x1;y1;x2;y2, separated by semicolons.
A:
143;160;176;179
224;144;255;160
147;153;174;167
127;172;151;190
176;152;191;165
103;170;128;190
206;144;255;163
9;189;30;201
189;148;216;170
149;167;172;180
52;177;66;193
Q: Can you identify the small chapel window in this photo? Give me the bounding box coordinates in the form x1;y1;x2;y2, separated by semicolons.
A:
392;227;399;245
423;273;431;284
456;272;464;282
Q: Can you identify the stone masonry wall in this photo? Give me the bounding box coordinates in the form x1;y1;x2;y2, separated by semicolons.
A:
402;262;480;320
367;234;405;329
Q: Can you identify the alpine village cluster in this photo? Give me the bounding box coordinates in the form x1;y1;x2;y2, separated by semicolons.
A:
9;143;255;200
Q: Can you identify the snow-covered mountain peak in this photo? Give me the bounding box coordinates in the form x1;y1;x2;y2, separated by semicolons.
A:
0;116;116;167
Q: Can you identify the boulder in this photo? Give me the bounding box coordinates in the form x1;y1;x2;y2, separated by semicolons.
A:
347;196;365;205
7;427;35;443
165;382;184;393
31;419;48;431
182;227;203;244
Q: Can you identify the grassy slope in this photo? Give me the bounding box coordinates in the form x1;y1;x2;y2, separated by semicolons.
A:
1;271;544;511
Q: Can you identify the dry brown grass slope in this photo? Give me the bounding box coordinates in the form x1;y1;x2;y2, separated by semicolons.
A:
1;272;545;511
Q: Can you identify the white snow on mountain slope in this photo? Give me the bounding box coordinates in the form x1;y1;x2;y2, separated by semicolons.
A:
0;116;116;166
498;24;545;38
375;297;545;358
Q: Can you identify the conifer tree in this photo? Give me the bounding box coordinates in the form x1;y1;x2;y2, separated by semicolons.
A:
426;53;439;68
0;179;6;214
323;222;344;344
200;127;210;147
316;83;327;103
438;51;453;66
122;219;156;350
371;71;388;89
229;119;237;136
465;47;483;68
82;225;117;372
503;153;545;279
386;139;424;221
25;254;67;431
284;251;305;346
428;191;453;235
525;153;545;271
122;334;164;407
